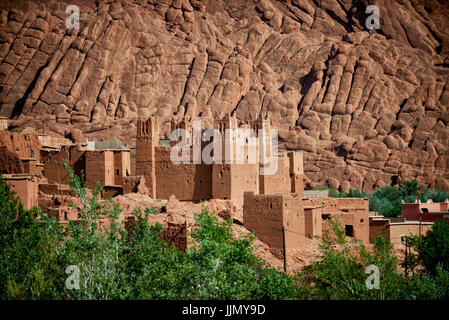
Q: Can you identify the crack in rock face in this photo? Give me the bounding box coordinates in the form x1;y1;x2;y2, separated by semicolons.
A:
1;0;449;193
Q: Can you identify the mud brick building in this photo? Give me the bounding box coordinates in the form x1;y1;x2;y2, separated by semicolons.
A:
369;216;434;249
2;174;38;210
369;199;449;249
41;145;131;190
243;191;370;253
302;197;370;243
136;114;304;207
243;192;307;253
0;129;44;175
0;129;44;209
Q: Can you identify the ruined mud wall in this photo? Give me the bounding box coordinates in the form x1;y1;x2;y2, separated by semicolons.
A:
154;146;213;201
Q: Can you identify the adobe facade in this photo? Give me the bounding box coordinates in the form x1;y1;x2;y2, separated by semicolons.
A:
2;174;38;210
243;192;370;253
369;216;434;249
243;192;306;253
135;114;304;207
302;197;370;243
41;145;131;189
369;200;449;249
0;129;43;176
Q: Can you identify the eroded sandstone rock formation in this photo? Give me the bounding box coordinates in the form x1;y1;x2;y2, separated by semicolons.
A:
1;0;449;192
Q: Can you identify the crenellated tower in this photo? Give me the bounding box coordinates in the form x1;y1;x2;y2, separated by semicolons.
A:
136;117;159;198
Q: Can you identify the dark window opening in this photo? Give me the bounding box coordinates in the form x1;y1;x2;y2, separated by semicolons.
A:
391;175;398;186
322;214;331;220
400;236;406;244
345;225;354;237
116;169;120;176
360;219;364;223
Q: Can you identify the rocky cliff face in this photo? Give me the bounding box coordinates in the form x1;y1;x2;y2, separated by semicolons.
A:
1;0;449;192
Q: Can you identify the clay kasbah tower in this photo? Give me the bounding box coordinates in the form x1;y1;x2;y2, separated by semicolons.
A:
1;0;449;311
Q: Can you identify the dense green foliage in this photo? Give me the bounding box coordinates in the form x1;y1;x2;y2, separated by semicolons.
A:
329;180;449;217
1;170;449;300
300;221;411;300
404;219;449;276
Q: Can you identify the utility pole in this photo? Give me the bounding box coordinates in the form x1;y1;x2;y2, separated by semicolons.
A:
419;212;422;237
282;226;287;273
404;240;408;276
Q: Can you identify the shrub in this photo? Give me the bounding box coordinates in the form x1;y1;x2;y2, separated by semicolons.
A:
415;219;449;275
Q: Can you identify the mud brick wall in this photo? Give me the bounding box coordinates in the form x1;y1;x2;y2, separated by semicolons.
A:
283;194;306;249
0;146;23;173
113;150;131;186
304;206;322;239
369;219;390;243
85;150;114;188
302;197;369;214
136;119;158;197
0;130;41;162
41;145;86;184
3;175;38;210
155;146;212;201
243;192;284;250
259;154;290;195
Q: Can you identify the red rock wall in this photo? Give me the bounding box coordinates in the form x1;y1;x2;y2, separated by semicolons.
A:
1;0;449;192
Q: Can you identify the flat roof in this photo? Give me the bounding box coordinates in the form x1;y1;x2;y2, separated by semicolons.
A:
390;221;434;226
2;175;34;180
423;211;449;214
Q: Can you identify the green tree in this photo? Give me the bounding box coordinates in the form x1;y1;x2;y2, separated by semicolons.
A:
58;162;127;299
416;219;449;275
302;220;411;300
0;174;63;299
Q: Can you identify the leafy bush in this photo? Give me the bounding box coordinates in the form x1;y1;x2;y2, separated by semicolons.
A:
0;173;63;299
301;220;410;300
415;219;449;275
411;265;449;300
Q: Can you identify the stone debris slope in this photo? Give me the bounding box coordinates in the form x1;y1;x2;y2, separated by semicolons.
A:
1;0;449;192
